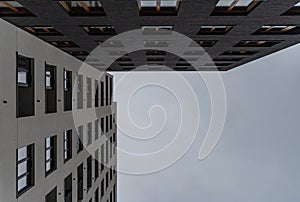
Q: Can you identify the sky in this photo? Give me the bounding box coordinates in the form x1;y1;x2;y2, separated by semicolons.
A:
111;42;300;202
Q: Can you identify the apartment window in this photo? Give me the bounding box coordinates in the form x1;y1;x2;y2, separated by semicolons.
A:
95;149;99;181
87;156;92;191
221;50;258;56
101;117;105;135
138;0;181;16
64;174;72;202
87;77;92;108
95;188;99;202
189;40;218;47
0;1;34;16
45;135;57;176
282;2;300;15
110;114;113;130
106;116;109;132
253;25;300;35
83;25;116;35
45;187;57;202
77;126;83;153
87;122;92;146
110;137;113;159
95;119;99;140
22;26;62;36
211;0;262;15
106;172;109;189
106;140;109;164
45;63;57;114
77;74;83;109
50;41;78;48
101;144;104;172
68;51;89;57
145;50;167;56
16;144;34;197
17;53;34;118
110;77;113;105
234;40;282;47
105;75;109;105
58;1;105;16
95;81;99;107
198;25;233;35
101;81;104;106
63;130;72;162
77;163;84;201
64;69;72;111
142;25;174;34
101;179;104;198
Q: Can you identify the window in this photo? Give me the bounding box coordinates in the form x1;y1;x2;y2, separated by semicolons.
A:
95;81;99;107
22;26;62;36
101;117;105;135
77;163;84;201
189;40;218;47
87;122;92;146
110;114;113;130
221;50;258;56
142;25;174;34
45;187;57;202
77;74;83;109
110;77;113;105
45;63;57;114
16;144;34;197
197;25;233;35
101;144;105;172
137;0;181;16
63;130;72;162
253;25;300;35
101;81;104;106
67;51;89;57
64;174;72;202
282;2;300;15
87;77;92;108
45;135;57;176
58;1;106;16
213;57;244;62
105;75;109;106
106;172;109;189
64;69;72;111
77;126;83;153
50;41;78;48
145;50;167;56
211;0;262;15
234;40;282;47
106;116;109;132
0;1;34;16
101;179;104;198
87;156;92;191
95;188;99;202
95;119;99;140
17;53;34;118
82;25;116;35
95;149;99;181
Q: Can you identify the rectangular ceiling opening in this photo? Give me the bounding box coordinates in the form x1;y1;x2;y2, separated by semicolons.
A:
221;50;258;55
58;1;106;16
189;40;218;47
211;0;262;16
0;1;35;16
234;40;282;47
137;0;181;16
253;25;300;35
83;25;116;35
197;25;234;35
282;2;300;15
22;26;62;36
49;41;79;48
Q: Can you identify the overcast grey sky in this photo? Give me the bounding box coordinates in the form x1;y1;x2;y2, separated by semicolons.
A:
111;42;300;202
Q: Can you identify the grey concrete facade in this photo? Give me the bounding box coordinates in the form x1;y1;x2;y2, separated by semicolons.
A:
0;18;117;202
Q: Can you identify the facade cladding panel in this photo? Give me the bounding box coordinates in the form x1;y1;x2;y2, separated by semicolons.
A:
0;19;117;202
0;0;299;71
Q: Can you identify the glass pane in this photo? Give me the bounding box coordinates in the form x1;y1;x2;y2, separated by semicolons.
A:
18;161;27;176
216;0;235;7
17;177;27;191
0;1;24;8
46;149;51;160
46;161;51;171
161;0;177;7
46;137;51;148
236;0;254;7
140;0;157;7
18;71;27;84
18;146;27;161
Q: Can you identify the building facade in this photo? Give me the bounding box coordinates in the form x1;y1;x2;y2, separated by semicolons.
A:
0;18;117;202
